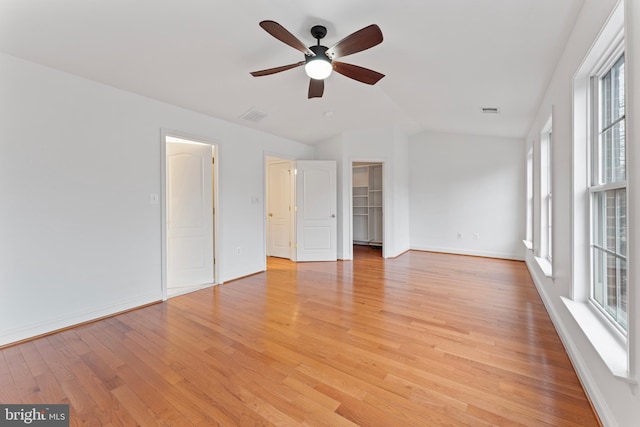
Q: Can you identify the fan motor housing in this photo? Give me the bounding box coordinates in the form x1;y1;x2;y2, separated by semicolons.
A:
306;45;331;63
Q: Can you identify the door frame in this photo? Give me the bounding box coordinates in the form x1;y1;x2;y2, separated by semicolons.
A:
160;129;220;300
348;159;388;259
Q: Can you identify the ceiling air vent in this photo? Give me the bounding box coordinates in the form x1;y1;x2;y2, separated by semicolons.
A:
481;107;500;114
240;107;268;123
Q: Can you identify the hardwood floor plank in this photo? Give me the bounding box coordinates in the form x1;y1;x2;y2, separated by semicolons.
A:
110;384;162;427
4;345;40;400
281;376;341;412
0;248;600;426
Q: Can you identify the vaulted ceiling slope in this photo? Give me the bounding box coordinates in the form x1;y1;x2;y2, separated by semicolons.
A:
0;0;584;145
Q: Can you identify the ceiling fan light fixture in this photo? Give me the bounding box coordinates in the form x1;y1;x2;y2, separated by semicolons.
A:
251;21;384;98
305;57;332;80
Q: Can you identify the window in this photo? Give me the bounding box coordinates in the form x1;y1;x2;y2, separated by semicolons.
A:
570;1;627;377
590;52;627;332
535;116;553;276
542;122;553;263
524;144;533;249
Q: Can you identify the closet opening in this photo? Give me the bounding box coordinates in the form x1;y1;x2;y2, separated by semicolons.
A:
352;162;383;257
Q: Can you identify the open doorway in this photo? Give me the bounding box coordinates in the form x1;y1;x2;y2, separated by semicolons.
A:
352;161;383;257
161;133;219;299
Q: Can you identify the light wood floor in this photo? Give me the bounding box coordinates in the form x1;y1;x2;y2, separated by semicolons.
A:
0;247;600;426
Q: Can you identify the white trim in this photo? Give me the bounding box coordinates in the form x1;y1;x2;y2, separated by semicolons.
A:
624;0;639;386
534;256;553;278
0;293;160;346
160;129;221;301
167;282;218;299
562;297;631;379
589;180;627;193
410;245;524;261
539;113;554;266
348;159;388;258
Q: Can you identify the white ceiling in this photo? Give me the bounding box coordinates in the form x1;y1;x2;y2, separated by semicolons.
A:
0;0;584;145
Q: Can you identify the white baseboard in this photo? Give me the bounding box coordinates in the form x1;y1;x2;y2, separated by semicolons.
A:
386;245;411;259
525;257;617;427
410;245;524;261
0;293;161;347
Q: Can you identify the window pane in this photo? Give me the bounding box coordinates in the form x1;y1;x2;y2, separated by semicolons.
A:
548;193;552;260
606;191;617;252
600;55;625;129
613;119;626;181
592;248;624;324
601;120;626;183
592;192;605;247
593;247;605;307
601;126;612;183
619;258;627;329
594;189;627;255
591;188;627;331
598;54;626;185
612;55;625;122
617;188;627;256
601;68;612;128
605;252;618;317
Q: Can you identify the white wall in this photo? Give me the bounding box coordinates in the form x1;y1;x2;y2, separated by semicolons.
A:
392;129;411;256
315;127;411;259
409;131;525;260
524;1;640;426
0;52;313;346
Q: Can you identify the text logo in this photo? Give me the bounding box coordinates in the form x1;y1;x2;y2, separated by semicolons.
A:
0;405;69;426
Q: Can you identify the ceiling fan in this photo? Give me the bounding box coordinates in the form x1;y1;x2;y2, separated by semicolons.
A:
250;20;385;99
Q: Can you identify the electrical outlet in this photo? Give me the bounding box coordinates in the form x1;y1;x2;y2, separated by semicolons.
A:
235;247;241;255
473;233;480;240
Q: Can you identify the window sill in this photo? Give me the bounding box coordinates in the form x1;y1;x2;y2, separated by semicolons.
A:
534;256;553;278
561;297;634;383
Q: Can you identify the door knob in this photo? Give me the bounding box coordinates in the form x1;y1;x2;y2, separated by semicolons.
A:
268;213;273;217
331;214;336;218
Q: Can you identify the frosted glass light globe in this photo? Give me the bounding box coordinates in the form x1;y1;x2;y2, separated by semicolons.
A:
305;58;332;80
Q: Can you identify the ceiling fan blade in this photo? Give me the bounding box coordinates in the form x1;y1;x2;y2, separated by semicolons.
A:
326;24;383;60
250;61;305;77
308;78;324;98
333;62;385;85
259;20;315;56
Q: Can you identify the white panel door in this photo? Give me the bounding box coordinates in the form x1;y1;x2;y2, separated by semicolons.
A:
167;142;214;287
295;160;337;261
267;161;292;258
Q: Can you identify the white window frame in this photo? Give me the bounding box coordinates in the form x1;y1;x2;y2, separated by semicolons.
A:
589;46;627;334
524;145;534;251
541;118;553;263
534;115;553;277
